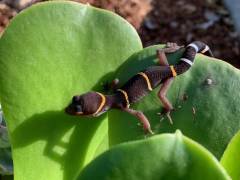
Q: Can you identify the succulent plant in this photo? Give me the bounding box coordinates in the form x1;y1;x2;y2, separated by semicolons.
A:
0;1;239;180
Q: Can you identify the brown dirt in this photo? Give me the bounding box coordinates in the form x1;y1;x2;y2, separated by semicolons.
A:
78;0;240;68
0;3;17;35
76;0;152;29
1;0;239;67
138;0;240;68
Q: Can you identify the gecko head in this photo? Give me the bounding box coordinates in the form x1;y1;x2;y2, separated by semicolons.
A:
65;91;107;117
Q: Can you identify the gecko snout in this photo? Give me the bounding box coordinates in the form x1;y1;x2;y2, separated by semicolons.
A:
65;103;83;115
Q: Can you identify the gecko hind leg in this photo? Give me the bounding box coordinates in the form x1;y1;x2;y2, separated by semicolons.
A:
158;77;174;124
156;48;169;66
103;78;119;92
122;107;154;135
156;42;183;66
156;44;175;124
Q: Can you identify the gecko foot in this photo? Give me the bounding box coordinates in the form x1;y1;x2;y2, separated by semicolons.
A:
166;111;173;125
142;124;155;135
157;46;183;55
147;128;155;135
157;108;174;125
102;78;119;92
122;107;154;135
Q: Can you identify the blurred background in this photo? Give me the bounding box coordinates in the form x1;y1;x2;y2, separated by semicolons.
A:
0;0;240;67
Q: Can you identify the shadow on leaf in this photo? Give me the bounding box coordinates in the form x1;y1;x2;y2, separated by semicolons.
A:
12;110;106;180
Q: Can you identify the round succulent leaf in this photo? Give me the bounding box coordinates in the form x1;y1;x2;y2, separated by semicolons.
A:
0;1;142;180
221;130;240;180
109;45;240;159
79;131;230;180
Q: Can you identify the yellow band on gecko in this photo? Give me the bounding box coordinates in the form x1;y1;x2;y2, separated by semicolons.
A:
138;72;153;91
93;92;106;115
117;89;130;108
170;65;177;77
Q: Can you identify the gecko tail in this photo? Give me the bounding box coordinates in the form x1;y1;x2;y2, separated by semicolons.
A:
189;41;214;57
180;41;213;66
203;47;214;57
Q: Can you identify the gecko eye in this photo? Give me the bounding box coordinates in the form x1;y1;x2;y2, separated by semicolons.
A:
75;105;82;113
72;96;80;103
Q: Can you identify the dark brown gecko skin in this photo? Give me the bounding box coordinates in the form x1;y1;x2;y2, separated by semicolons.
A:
65;41;213;134
120;66;172;104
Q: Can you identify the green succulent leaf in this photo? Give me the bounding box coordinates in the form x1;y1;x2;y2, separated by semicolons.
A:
109;45;240;159
79;130;230;180
221;130;240;180
0;1;141;180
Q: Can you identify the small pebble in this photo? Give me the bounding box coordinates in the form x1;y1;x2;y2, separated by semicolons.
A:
206;78;213;85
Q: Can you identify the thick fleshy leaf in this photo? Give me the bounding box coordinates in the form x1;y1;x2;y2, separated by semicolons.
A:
79;130;230;180
0;1;142;180
109;45;240;159
221;130;240;180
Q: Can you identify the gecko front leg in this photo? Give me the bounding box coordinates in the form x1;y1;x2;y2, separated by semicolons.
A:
103;78;120;92
122;107;154;134
110;78;119;91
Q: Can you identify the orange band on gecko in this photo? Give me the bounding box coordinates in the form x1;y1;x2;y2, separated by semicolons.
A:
93;92;106;115
117;89;130;108
170;65;177;77
137;72;153;91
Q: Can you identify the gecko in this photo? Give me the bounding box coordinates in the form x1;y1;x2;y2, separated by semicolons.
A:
65;41;213;134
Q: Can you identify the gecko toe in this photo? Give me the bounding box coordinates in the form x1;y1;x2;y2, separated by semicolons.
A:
157;108;174;125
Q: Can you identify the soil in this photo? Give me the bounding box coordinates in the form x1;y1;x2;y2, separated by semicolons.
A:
138;0;240;68
0;0;239;67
